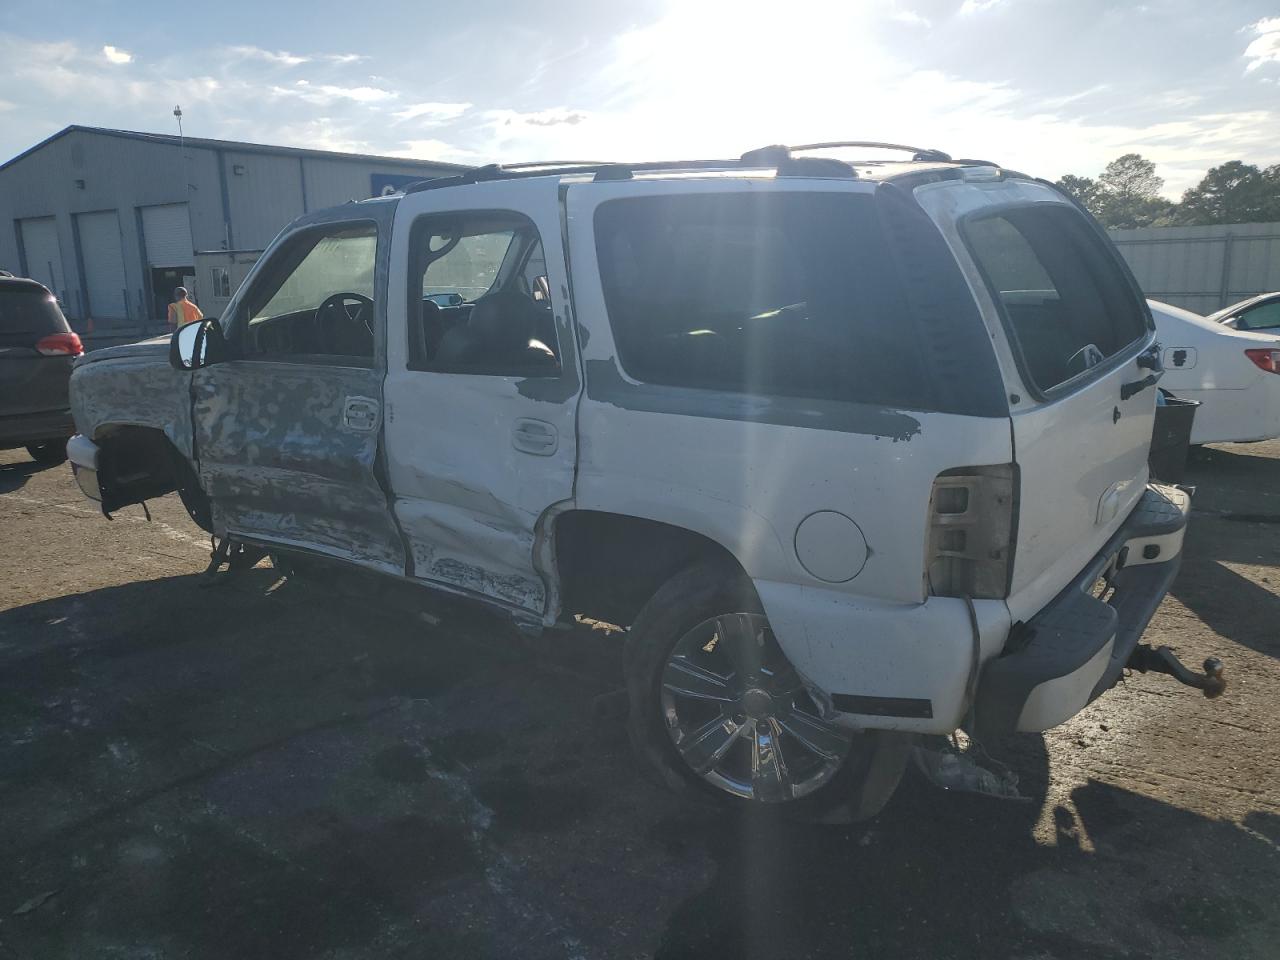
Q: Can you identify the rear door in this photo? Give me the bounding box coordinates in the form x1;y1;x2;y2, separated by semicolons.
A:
925;181;1156;621
382;179;580;618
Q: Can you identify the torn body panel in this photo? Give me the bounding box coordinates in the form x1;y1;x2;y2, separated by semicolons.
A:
70;343;193;457
68;343;197;515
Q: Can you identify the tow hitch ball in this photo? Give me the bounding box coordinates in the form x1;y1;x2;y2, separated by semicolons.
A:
1127;644;1227;698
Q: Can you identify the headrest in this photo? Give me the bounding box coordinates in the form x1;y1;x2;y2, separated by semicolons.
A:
469;290;539;351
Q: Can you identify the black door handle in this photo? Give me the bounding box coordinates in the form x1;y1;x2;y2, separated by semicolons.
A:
1121;373;1161;400
1121;343;1164;400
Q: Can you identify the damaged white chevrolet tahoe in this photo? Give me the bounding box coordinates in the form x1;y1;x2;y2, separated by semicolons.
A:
67;142;1210;818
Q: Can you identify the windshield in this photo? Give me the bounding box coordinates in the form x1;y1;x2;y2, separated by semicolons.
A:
253;228;376;323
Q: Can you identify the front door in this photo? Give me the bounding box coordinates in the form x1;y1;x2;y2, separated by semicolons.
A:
383;181;581;618
192;214;405;575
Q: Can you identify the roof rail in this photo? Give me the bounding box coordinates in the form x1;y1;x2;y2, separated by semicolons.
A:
402;158;748;194
399;141;956;195
790;141;953;162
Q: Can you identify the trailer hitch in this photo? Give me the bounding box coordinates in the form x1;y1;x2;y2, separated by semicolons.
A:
1127;644;1226;698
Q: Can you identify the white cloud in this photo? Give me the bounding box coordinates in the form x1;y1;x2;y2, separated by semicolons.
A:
275;80;398;104
1244;17;1280;72
959;0;1004;15
325;53;367;65
891;9;931;27
102;45;132;64
485;107;588;128
388;138;486;163
393;101;472;123
228;45;309;67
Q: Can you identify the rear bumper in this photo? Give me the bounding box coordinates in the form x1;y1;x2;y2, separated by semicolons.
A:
0;409;74;448
67;433;104;502
974;483;1190;736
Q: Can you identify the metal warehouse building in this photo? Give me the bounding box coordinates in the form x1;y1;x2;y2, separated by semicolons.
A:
0;126;466;340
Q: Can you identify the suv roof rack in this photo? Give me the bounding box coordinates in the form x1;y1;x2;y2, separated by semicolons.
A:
790;141;953;162
400;141;961;194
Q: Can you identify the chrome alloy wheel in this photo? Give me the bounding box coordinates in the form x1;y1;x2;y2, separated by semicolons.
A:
659;613;855;802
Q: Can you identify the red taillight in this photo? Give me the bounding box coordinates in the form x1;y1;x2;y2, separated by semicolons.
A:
1245;348;1280;374
35;332;83;357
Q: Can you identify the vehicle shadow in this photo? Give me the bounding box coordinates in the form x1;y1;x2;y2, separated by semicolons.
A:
1166;442;1280;660
651;772;1279;960
1185;444;1280;519
2;571;1275;960
0;456;59;494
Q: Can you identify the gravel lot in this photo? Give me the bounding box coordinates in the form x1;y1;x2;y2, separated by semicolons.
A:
1;443;1277;959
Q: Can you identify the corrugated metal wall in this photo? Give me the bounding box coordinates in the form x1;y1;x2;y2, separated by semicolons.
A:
1109;222;1280;315
0;129;457;336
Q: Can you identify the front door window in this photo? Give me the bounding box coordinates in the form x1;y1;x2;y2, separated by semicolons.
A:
239;224;378;362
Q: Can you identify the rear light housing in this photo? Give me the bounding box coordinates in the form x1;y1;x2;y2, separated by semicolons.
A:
1245;348;1280;374
925;464;1017;599
35;332;83;357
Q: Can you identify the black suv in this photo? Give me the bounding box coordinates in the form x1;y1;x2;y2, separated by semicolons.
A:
0;277;82;463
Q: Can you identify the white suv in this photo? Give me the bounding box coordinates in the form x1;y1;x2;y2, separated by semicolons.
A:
67;142;1190;818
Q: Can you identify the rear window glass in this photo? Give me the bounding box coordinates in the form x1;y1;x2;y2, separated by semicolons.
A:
593;193;932;410
964;205;1146;393
0;286;68;341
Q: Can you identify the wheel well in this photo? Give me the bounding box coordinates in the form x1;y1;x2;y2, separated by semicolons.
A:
92;426;211;531
553;510;748;627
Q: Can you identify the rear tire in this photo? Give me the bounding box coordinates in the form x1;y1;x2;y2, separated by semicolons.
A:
26;439;68;464
624;561;912;821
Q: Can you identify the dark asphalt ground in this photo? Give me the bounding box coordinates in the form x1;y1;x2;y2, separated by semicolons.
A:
1;442;1277;959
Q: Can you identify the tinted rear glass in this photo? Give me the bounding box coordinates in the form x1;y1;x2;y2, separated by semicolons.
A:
0;286;68;344
963;205;1147;393
593;193;934;410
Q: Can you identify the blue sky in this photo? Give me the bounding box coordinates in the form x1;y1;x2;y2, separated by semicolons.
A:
2;0;1278;195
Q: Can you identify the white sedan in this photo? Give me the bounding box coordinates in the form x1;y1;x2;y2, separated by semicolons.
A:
1149;299;1280;444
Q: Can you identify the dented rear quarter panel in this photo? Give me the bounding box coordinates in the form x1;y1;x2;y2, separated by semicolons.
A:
70;339;194;458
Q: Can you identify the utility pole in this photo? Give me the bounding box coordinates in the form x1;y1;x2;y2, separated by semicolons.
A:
173;105;198;321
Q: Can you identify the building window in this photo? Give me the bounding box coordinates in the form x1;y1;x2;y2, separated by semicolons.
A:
210;266;232;299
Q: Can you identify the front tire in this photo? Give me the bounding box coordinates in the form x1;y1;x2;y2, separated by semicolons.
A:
624;561;911;820
26;439;68;464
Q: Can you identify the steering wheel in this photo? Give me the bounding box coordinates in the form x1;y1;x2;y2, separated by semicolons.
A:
316;292;375;338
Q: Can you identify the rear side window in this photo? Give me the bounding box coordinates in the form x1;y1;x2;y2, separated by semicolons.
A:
964;205;1147;394
593;192;933;410
1238;300;1280;331
0;285;68;346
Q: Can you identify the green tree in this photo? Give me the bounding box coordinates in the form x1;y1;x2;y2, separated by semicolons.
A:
1177;161;1280;225
1094;154;1174;228
1054;174;1105;216
1054;154;1174;228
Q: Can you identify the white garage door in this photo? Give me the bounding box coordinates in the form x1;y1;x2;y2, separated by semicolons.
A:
77;210;128;319
141;203;193;268
19;217;66;300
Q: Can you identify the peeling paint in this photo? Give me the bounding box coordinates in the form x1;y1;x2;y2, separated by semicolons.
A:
194;361;405;572
71;344;194;457
582;358;923;442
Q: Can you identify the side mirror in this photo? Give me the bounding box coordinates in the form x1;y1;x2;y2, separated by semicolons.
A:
169;318;226;370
